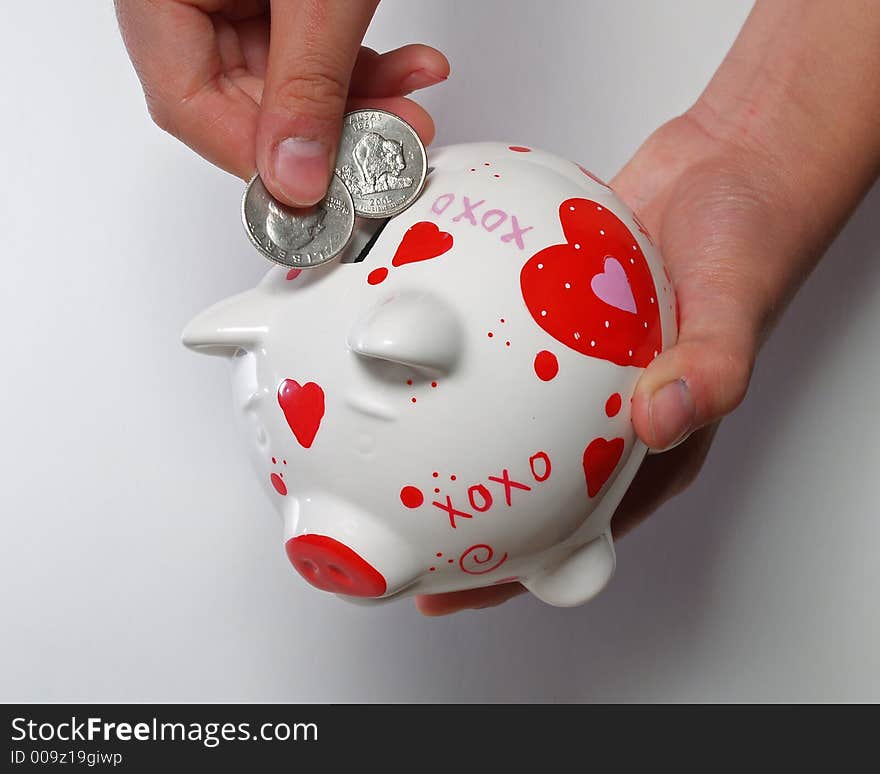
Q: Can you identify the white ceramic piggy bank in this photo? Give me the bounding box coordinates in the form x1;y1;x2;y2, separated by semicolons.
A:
183;142;677;607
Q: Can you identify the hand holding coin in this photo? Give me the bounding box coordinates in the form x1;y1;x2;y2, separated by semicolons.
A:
116;0;447;206
242;111;427;267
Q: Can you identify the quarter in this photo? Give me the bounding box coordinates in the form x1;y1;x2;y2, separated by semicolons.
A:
242;174;355;268
335;109;427;218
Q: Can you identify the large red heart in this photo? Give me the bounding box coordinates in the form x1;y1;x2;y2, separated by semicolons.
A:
392;221;453;267
582;436;625;498
277;379;325;449
520;198;661;367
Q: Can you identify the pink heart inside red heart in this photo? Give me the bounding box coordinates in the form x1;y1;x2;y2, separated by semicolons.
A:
520;198;662;367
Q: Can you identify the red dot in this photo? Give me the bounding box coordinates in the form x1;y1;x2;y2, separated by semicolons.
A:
286;268;302;280
406;379;413;386
434;488;440;493
400;486;424;508
484;162;490;166
431;381;438;388
283;459;287;465
500;318;505;323
534;350;559;381
432;472;439;478
505;341;511;347
270;473;287;496
271;457;276;464
487;332;494;338
509;145;531;152
450;475;457;482
493;174;500;178
367;267;389;285
411;397;417;403
470;167;476;172
447;559;454;564
429;567;436;572
605;393;622;417
436;552;443;557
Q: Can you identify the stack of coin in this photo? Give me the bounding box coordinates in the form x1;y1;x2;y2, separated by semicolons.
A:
242;109;427;269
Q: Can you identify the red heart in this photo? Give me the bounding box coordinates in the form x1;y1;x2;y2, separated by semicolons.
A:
582;437;625;498
520;198;661;367
392;221;453;267
277;379;325;449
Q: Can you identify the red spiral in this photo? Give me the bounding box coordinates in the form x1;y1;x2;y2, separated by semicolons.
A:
459;544;509;575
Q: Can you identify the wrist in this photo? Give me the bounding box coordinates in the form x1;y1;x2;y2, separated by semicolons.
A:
687;1;880;256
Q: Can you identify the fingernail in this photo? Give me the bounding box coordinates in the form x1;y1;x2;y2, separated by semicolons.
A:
272;137;329;205
399;69;447;94
648;379;696;451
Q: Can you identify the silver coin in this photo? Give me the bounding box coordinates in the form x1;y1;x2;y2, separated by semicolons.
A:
335;109;427;218
241;173;355;268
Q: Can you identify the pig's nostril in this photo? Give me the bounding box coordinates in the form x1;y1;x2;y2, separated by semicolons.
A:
285;534;386;597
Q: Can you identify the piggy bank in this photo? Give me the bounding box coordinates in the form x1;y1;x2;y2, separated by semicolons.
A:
183;142;677;607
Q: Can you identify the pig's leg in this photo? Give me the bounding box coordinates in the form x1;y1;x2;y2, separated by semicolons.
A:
522;533;616;607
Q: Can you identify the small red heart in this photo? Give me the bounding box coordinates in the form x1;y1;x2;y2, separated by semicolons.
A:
277;379;325;449
582;436;625;498
392;221;453;267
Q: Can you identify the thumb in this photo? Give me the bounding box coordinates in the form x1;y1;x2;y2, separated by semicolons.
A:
256;0;379;206
630;172;775;451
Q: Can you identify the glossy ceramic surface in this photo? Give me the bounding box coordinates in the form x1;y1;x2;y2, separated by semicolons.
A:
183;142;677;607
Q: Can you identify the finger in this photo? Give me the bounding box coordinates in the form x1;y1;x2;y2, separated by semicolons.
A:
256;0;379;206
415;583;526;617
115;0;262;179
628;165;778;450
350;44;449;97
346;96;436;146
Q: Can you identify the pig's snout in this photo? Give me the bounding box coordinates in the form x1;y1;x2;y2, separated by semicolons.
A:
285;534;387;597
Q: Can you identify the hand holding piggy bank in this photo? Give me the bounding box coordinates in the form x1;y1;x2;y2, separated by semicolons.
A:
183;142;677;607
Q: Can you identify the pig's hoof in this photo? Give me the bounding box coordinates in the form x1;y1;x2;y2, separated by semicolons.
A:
522;533;615;607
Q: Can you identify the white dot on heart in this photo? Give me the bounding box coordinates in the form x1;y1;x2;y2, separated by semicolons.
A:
574;331;580;340
574;243;581;249
597;206;603;211
569;205;575;211
628;350;633;357
590;340;596;347
537;263;543;269
599;229;605;235
604;320;610;328
650;297;655;304
643;321;648;328
541;310;547;316
632;245;637;250
564;282;571;289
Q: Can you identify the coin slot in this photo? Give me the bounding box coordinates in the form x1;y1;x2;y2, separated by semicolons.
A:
338;217;391;264
339;166;434;264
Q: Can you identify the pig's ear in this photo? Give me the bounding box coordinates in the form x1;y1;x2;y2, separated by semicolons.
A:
522;533;616;607
347;291;463;373
181;290;268;357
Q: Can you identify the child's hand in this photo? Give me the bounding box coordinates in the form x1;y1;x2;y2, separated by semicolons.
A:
115;1;448;205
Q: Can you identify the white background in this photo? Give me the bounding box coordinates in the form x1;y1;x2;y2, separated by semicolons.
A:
1;1;878;702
